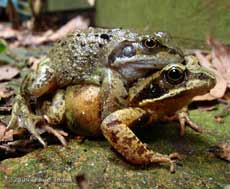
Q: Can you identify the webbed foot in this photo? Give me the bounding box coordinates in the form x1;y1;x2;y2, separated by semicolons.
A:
7;95;47;147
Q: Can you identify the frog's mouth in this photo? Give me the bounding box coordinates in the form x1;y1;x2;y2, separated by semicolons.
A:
115;57;184;82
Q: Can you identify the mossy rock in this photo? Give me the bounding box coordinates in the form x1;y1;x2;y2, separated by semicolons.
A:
0;106;230;188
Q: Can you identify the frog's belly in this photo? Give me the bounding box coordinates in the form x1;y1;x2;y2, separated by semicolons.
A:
65;85;102;136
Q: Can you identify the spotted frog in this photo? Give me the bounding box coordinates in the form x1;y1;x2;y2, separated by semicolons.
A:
32;56;215;172
7;28;184;146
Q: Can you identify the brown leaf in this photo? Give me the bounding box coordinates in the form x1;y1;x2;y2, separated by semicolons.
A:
48;16;89;42
0;24;18;39
0;82;14;99
0;16;89;47
193;51;227;101
0;122;13;142
214;116;224;123
27;16;89;45
193;36;230;101
209;140;230;161
0;65;19;81
208;37;230;88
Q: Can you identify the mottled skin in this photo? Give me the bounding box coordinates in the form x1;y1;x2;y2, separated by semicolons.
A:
7;28;184;146
39;56;215;172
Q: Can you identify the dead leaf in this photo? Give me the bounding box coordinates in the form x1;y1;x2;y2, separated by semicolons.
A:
48;16;89;42
0;24;18;39
208;37;230;88
0;16;89;47
0;82;14;99
0;122;13;142
193;37;230;101
0;65;19;81
209;140;230;161
214;116;224;123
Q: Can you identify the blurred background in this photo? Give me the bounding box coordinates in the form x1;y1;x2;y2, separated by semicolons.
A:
1;0;230;48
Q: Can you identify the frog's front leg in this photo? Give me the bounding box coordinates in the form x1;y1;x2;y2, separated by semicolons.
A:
7;95;47;147
100;69;128;119
166;107;203;136
7;58;58;146
177;108;202;136
7;90;68;147
101;107;180;172
22;57;57;97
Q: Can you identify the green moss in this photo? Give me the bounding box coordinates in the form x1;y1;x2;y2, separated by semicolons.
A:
0;106;230;188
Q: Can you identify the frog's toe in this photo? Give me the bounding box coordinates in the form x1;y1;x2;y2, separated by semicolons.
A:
43;125;68;146
178;111;203;136
14;112;47;147
22;117;47;147
169;159;177;173
169;152;182;160
168;153;182;173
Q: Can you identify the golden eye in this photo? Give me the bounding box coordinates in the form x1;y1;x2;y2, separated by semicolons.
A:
165;66;185;84
143;38;158;48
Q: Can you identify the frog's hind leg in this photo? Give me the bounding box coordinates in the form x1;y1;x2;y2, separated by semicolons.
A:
101;108;181;172
7;95;47;147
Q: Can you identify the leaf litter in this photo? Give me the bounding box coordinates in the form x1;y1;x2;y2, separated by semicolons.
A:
194;37;230;101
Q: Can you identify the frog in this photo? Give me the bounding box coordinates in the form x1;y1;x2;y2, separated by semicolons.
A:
23;55;215;172
7;27;184;146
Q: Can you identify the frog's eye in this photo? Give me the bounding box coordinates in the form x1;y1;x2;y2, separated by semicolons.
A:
142;38;159;48
122;45;136;57
165;66;185;84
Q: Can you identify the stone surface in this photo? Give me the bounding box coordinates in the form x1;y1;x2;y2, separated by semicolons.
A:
0;106;229;188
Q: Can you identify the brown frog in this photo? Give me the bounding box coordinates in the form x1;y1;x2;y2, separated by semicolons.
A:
7;28;184;146
30;55;215;172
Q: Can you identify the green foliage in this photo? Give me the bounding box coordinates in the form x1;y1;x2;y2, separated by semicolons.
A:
0;39;7;54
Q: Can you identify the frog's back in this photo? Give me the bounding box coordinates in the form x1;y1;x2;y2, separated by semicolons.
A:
48;27;139;86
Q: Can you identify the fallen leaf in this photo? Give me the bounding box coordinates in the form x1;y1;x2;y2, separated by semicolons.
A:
208;37;230;88
0;16;89;47
214;116;224;123
0;24;18;39
0;65;19;81
209;140;230;161
48;16;89;42
0;82;14;99
0;122;13;142
193;37;230;101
